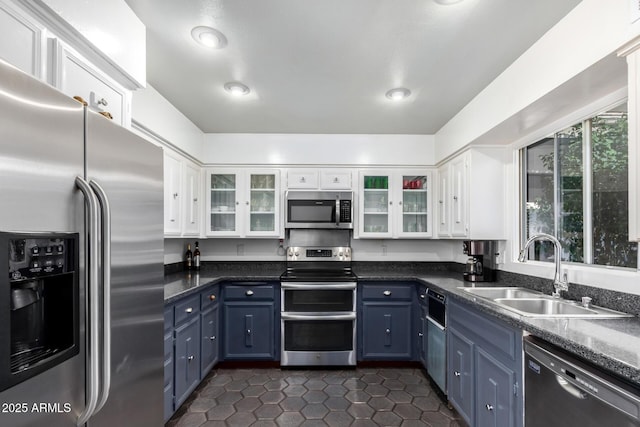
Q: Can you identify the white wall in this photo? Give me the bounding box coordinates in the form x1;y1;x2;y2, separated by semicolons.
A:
131;84;204;159
202;133;435;166
435;0;640;163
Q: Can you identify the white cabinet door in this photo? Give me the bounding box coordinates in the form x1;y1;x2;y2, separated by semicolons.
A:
359;171;393;238
320;170;352;189
50;39;129;127
450;153;469;237
286;169;318;189
437;165;451;237
0;0;45;78
207;169;242;237
164;151;182;236
395;171;432;238
182;162;201;236
245;170;281;237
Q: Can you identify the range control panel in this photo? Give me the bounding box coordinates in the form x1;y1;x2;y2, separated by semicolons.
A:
286;246;351;262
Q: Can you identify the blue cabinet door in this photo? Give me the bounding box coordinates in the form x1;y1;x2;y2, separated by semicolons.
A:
174;316;201;408
448;325;474;426
361;302;413;360
223;302;275;360
476;347;516;427
200;304;219;376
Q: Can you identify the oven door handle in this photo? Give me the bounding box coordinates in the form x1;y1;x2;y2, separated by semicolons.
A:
281;313;357;321
427;316;445;331
281;282;357;290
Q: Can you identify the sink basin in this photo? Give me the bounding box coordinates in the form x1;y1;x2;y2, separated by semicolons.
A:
458;287;634;319
493;298;633;318
460;287;543;300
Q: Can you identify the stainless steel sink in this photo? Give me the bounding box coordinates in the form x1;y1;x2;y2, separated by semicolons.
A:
458;287;634;319
460;287;543;300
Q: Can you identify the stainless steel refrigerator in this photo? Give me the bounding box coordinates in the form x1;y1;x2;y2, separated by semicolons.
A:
0;58;164;426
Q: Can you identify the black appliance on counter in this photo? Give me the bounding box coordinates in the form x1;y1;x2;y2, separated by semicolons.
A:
462;240;497;282
280;229;357;367
0;232;79;392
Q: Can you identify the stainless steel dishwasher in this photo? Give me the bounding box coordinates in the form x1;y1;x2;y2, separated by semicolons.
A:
524;336;640;427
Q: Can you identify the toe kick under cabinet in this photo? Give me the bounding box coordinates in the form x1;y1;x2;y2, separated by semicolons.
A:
447;299;524;427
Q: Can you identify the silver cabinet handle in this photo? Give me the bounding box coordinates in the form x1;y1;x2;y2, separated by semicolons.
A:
486;404;494;411
385;329;391;334
418;332;424;337
300;176;306;183
438;200;443;204
420;294;425;299
75;176;101;426
246;201;250;205
185;308;193;313
454;371;461;377
236;201;240;205
173;192;178;198
246;290;254;296
97;98;108;106
89;179;112;416
188;355;194;362
194;198;198;202
247;329;251;334
383;290;391;296
210;336;216;341
333;177;339;183
453;195;458;200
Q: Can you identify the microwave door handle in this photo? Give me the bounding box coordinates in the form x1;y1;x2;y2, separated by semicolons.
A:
89;179;112;416
335;199;340;226
75;177;101;426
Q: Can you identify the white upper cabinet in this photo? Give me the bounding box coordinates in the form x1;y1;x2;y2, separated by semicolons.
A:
182;161;201;237
206;169;281;238
0;0;45;78
163;149;202;237
163;150;183;236
436;148;506;239
286;168;352;190
50;39;130;126
357;169;433;239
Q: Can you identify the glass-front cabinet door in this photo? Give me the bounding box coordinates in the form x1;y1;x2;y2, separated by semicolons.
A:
358;170;432;238
247;172;280;236
208;171;240;236
206;169;280;237
397;173;431;238
359;171;392;237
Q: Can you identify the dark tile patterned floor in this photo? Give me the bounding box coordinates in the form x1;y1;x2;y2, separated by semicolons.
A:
167;367;464;426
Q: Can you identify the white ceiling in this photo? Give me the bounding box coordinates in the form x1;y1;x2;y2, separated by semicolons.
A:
125;0;582;135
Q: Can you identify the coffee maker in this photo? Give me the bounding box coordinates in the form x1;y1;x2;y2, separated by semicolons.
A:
462;240;496;282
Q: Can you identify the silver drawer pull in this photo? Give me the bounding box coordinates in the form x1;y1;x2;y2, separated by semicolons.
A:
454;371;461;377
418;332;423;337
486;404;494;411
246;290;254;296
210;336;216;341
383;290;391;296
420;294;425;299
185;308;193;314
247;329;251;334
385;329;390;334
187;355;194;362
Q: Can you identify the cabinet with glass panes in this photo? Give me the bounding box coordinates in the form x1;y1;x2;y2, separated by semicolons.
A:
206;169;280;237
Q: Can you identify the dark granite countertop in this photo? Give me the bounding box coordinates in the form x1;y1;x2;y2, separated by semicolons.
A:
164;262;640;386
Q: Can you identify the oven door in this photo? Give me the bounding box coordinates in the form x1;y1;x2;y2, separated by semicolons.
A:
281;313;356;366
281;282;356;312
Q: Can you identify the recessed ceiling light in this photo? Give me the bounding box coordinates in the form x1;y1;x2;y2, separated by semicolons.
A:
191;26;227;49
224;82;250;96
385;88;411;101
433;0;464;5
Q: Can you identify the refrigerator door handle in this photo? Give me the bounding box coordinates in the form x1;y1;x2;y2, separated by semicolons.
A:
75;176;101;426
89;179;112;415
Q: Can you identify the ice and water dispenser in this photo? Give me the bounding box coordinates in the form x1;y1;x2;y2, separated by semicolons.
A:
0;232;79;391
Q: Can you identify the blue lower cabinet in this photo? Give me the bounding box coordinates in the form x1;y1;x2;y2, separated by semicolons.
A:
476;347;516;427
447;326;475;426
174;315;201;408
200;304;219;376
359;282;414;361
223;302;275;359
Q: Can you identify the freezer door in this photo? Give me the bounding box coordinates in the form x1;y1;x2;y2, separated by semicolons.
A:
0;61;86;425
85;110;164;427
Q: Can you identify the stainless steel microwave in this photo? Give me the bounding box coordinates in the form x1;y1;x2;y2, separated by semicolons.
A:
285;190;353;229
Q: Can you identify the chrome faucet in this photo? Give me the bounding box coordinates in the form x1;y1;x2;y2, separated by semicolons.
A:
518;233;568;298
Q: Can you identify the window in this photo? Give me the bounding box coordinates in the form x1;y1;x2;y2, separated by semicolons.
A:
521;103;638;269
